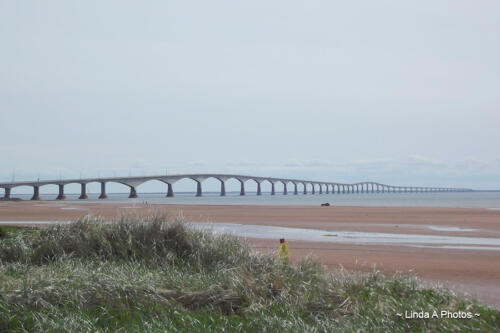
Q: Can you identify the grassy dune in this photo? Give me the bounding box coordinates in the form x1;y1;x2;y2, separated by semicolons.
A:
0;215;498;332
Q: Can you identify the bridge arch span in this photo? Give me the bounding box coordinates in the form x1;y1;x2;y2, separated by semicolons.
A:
258;179;275;195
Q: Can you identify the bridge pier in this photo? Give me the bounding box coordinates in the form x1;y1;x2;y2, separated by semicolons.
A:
31;186;40;200
303;183;307;195
220;181;226;196
283;183;287;195
196;181;202;197
3;188;10;199
79;183;88;199
294;183;298;195
326;185;329;194
271;183;275;195
99;182;108;199
319;184;322;194
166;183;174;197
240;181;245;196
128;187;138;198
257;183;262;195
311;184;315;195
56;184;66;200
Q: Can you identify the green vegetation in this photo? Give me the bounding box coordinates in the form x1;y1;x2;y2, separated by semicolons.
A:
0;215;498;332
0;226;29;239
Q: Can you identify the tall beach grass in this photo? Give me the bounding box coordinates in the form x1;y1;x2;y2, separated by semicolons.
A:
0;213;498;332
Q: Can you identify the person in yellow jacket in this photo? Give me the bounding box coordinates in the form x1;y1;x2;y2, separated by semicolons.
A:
278;238;290;264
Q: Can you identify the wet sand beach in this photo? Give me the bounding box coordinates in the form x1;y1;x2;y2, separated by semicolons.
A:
1;201;499;307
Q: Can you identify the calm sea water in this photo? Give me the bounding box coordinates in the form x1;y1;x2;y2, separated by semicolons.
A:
11;191;500;208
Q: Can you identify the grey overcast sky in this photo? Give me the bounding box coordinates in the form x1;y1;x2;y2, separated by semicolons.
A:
1;1;500;192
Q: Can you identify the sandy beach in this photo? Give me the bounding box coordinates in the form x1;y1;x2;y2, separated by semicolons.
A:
1;201;499;308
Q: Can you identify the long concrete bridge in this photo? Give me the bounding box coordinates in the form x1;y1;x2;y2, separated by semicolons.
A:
0;174;472;200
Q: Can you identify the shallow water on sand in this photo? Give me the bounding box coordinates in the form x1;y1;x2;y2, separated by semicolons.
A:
189;223;500;250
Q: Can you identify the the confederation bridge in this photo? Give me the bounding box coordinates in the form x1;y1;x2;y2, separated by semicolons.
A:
0;174;472;200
